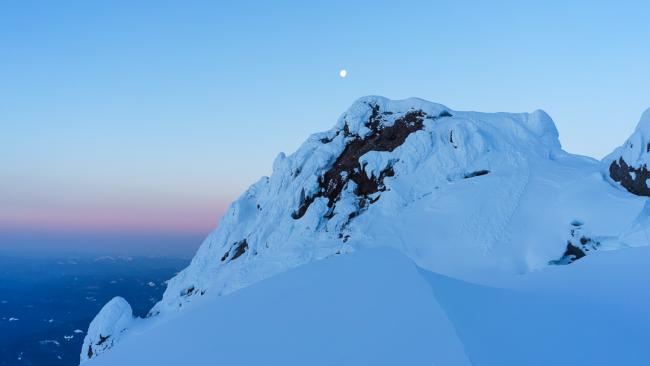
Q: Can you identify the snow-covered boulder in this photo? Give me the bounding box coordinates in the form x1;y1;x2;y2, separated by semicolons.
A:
81;297;134;363
604;108;650;196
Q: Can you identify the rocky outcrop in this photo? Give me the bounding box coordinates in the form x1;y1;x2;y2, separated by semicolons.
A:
604;108;650;196
609;158;650;196
292;103;452;225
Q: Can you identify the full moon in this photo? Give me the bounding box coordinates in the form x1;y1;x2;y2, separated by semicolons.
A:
339;69;348;78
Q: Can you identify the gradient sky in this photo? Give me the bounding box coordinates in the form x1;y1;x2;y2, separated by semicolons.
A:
2;0;650;257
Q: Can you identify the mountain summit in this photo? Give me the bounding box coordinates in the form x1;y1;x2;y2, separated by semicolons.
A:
82;97;650;365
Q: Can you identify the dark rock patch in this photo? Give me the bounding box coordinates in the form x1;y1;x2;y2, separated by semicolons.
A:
609;157;650;196
564;242;586;261
449;130;458;149
221;239;249;263
549;223;600;265
549;242;586;265
464;170;490;179
320;135;335;144
231;240;248;260
96;334;110;346
292;104;427;221
181;286;195;297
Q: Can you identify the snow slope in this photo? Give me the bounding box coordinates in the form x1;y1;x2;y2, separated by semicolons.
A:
86;247;650;365
82;96;650;364
421;245;650;365
85;249;472;366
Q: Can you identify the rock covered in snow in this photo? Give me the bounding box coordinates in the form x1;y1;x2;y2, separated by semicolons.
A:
604;108;650;196
81;297;133;363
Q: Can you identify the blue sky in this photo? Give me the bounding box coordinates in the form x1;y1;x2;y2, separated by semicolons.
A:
2;0;649;256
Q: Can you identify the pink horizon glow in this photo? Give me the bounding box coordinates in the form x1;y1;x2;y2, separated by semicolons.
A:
0;201;230;235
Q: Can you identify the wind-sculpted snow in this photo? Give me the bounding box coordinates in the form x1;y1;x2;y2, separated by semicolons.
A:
82;97;650;363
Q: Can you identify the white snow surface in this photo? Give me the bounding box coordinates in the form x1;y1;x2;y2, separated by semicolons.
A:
87;247;650;365
83;96;650;365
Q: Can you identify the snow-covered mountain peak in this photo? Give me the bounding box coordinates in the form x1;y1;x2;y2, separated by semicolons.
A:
334;96;559;148
153;96;565;307
82;97;648;364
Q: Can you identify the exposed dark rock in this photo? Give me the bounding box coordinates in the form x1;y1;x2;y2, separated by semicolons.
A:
292;104;427;221
449;130;458;148
320;135;335;144
464;170;490;179
181;286;195;296
550;223;600;265
564;242;586;261
609;157;650;196
291;105;455;242
549;242;585;265
231;239;249;260
221;239;249;263
88;345;93;359
97;334;110;346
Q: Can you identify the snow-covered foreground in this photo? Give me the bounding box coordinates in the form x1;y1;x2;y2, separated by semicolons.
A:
82;96;650;364
87;247;650;365
423;246;650;365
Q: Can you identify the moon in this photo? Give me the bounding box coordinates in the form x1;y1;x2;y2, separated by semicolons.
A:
339;69;348;78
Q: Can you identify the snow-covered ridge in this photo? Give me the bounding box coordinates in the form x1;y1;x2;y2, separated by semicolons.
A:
82;96;649;363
